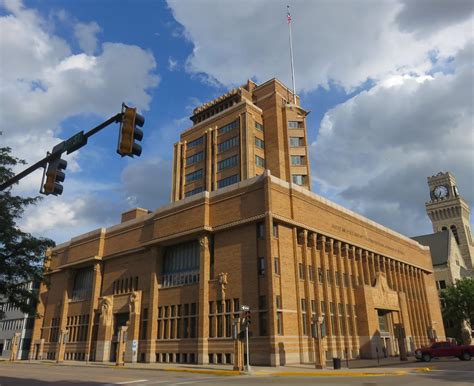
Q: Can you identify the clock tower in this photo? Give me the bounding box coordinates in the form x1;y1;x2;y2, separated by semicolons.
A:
425;172;474;272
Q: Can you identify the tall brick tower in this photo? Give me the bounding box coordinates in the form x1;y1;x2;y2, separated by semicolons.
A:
171;79;311;201
425;172;474;271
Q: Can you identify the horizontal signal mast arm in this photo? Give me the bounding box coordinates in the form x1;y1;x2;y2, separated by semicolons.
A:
0;112;123;192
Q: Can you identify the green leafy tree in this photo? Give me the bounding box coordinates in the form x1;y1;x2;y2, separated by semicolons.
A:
0;145;55;319
441;277;474;341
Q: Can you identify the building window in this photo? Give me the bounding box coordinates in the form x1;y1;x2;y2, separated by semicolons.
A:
330;302;336;335
259;312;268;336
258;257;265;276
343;273;349;287
257;222;265;239
377;310;388;332
288;121;303;129
298;263;305;279
255;137;265;149
301;299;308;335
292;174;306;185
277;312;283;335
158;302;197;340
255;122;264;131
218;119;239;135
187;136;204;149
326;270;333;284
438;280;447;290
185;186;204;197
217;136;239;153
186;151;204;165
255;155;265;168
113;276;139;294
291;155;304;166
274;257;280;275
309;266;314;281
161;241;200;288
276;295;283;335
335;272;341;286
72;268;93;301
217;174;239;188
318;268;324;282
185;169;203;183
272;223;279;238
289;137;303;147
218;154;239;171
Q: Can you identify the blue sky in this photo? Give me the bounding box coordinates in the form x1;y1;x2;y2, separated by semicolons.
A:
1;0;473;244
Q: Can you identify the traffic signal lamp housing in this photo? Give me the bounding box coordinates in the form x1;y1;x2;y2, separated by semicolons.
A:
117;106;144;157
43;156;67;196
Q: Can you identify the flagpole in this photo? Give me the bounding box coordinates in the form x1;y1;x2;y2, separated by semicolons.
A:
287;5;296;104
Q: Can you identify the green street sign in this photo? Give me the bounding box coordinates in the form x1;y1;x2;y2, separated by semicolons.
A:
65;131;87;154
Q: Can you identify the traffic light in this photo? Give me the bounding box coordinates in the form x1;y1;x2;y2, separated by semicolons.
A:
117;105;144;157
43;155;67;196
243;310;251;325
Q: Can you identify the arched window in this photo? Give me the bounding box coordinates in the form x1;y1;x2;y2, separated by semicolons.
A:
450;225;460;245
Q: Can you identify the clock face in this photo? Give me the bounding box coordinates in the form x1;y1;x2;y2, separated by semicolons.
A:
434;185;448;199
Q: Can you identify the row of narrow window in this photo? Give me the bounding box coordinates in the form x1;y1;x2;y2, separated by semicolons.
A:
65;314;90;342
217;154;239;171
157;303;198;339
112;276;139;295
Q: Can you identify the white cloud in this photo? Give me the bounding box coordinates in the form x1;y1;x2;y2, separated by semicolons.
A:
168;56;178;71
0;1;160;242
311;41;474;236
73;21;101;54
168;0;472;92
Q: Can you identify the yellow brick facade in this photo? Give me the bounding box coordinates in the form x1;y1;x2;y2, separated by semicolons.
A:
30;79;445;367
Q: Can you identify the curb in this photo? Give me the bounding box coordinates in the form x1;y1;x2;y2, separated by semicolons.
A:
272;370;408;377
0;361;431;377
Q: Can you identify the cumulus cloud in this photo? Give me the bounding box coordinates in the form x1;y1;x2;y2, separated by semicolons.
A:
396;0;474;36
74;21;101;54
312;41;474;236
167;0;472;92
0;0;160;242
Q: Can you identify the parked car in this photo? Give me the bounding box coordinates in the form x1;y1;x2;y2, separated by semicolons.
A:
415;341;474;362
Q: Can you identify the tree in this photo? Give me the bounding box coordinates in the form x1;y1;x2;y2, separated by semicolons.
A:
0;145;55;319
441;277;474;341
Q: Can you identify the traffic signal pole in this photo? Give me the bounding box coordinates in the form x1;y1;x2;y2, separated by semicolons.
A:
0;113;122;192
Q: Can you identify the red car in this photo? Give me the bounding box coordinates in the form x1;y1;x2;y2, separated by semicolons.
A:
415;341;474;362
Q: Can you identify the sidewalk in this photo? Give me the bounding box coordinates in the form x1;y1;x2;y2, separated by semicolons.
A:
2;357;431;377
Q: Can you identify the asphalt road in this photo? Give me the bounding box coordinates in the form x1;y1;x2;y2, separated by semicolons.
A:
0;359;473;386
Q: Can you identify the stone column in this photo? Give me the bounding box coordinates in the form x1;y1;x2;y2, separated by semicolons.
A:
85;262;103;362
145;247;161;363
125;291;142;363
95;296;114;362
197;235;211;364
55;269;73;362
318;236;331;357
291;228;304;362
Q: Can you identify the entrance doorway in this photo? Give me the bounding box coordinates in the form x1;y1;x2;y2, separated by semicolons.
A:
110;313;129;362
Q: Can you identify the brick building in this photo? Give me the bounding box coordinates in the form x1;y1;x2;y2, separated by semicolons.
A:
30;79;444;366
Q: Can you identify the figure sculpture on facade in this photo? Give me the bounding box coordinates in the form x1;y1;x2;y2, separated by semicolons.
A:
129;291;138;314
98;297;112;325
218;272;228;299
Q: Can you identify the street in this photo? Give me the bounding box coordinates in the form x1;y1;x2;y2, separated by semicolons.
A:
0;359;473;386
